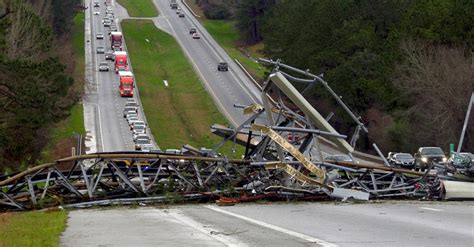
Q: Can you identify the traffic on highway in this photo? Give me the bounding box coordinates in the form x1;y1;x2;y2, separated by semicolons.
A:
89;0;158;152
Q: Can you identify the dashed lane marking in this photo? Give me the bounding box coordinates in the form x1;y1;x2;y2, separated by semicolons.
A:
419;207;444;212
205;205;338;247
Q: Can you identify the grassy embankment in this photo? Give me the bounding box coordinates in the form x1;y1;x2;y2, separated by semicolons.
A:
185;0;266;80
0;210;68;247
122;20;241;154
41;13;86;162
117;0;159;17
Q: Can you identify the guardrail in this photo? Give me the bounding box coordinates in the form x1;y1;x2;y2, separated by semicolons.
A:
181;0;200;18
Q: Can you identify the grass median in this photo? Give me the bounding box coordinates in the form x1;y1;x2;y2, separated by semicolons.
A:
122;20;241;154
0;210;68;247
117;0;159;17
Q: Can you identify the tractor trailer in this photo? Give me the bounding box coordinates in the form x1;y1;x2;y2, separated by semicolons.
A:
118;71;134;97
114;51;128;73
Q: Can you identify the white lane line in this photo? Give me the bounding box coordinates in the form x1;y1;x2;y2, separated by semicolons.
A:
205;205;338;247
419;207;444;212
165;209;248;247
162;17;238;127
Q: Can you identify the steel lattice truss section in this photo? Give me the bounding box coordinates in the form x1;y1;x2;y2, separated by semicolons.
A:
2;60;469;211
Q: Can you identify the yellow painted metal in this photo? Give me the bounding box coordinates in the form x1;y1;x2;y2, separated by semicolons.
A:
265;162;322;186
252;124;326;185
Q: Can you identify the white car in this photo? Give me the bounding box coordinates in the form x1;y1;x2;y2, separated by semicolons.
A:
127;116;139;125
133;133;150;143
132;124;146;135
123;106;138;117
131;121;146;130
125;101;139;108
135;139;152;150
140;144;155;152
94;11;100;15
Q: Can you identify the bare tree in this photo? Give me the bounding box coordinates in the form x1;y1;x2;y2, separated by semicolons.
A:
394;40;474;150
4;1;52;60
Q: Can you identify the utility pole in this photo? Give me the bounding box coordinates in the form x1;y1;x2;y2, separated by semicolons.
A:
457;92;474;152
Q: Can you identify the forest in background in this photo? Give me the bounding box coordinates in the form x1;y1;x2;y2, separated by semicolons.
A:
197;0;473;154
0;0;81;170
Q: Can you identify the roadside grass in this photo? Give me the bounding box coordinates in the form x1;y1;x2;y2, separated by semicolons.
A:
122;20;242;155
117;0;159;17
184;1;266;80
0;210;68;247
42;12;86;162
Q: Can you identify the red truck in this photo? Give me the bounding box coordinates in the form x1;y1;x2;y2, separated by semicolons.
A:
114;51;128;73
118;71;134;97
110;31;123;49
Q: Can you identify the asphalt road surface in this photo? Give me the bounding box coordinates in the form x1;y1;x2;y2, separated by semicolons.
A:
61;201;474;247
84;0;156;152
65;2;473;247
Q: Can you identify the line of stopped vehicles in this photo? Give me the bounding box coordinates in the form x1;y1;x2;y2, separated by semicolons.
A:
93;1;156;152
325;147;473;175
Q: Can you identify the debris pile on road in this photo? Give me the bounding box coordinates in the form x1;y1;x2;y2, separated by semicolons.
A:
1;60;472;211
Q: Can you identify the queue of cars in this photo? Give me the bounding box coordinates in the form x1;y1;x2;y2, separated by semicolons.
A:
94;1;157;152
323;146;473;174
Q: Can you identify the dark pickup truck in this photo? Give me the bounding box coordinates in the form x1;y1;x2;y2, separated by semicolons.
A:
217;62;228;71
414;147;447;171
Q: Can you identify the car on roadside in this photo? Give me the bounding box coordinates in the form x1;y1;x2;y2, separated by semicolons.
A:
414;147;447;171
449;152;473;169
135;139;152;150
132;124;147;136
108;25;118;34
127;116;139;126
96;46;105;54
179;13;185;18
140;144;156;152
125;100;139;108
133;133;150;143
96;33;104;39
123;106;138;117
165;149;182;155
324;154;355;163
103;21;111;27
98;62;109;72
125;111;137;120
105;51;115;61
192;33;200;39
131;121;146;130
387;152;415;169
217;62;228;71
189;28;196;34
112;46;122;51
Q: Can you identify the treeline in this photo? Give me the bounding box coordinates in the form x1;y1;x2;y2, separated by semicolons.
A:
0;0;81;170
203;0;474;153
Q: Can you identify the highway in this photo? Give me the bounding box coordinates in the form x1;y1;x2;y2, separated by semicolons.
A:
151;0;264;127
83;0;155;152
149;0;379;163
61;2;474;247
61;201;474;247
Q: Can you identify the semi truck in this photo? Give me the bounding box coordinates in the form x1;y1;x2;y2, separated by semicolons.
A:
110;31;123;49
114;51;128;73
118;71;134;97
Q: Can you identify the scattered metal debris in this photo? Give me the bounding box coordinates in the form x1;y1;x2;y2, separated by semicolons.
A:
1;60;472;211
